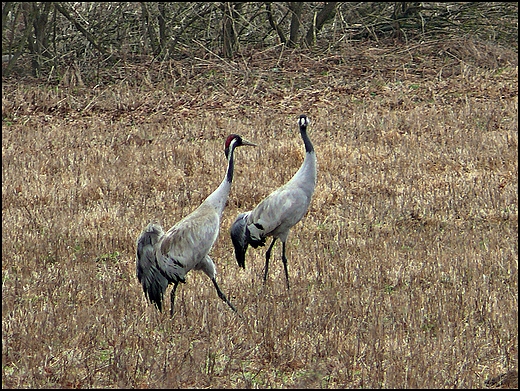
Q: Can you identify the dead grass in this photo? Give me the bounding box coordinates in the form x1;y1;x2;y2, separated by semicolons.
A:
2;38;518;388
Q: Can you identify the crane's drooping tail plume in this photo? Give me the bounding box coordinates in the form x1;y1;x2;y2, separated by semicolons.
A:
136;134;256;317
230;114;316;288
136;223;168;311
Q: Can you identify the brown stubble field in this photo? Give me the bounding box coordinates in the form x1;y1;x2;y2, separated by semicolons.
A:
2;38;518;388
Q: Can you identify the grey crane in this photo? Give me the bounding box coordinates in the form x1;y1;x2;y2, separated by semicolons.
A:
230;114;316;288
136;134;256;317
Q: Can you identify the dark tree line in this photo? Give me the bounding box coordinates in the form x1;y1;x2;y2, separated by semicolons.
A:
2;2;517;80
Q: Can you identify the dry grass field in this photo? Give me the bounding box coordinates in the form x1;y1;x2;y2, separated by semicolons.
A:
2;38;518;388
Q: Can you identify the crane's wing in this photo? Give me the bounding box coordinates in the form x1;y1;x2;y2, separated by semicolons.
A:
136;223;169;311
156;205;220;282
247;186;311;242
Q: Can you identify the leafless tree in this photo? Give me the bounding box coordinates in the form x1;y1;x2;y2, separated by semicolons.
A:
2;2;517;79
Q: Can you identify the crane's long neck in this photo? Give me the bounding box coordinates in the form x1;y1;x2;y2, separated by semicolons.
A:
291;125;316;186
203;142;237;218
301;125;314;154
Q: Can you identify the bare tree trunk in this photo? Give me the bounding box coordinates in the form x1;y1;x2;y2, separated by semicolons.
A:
140;2;159;55
288;2;303;48
2;2;18;63
303;2;337;48
222;2;244;58
2;2;15;32
2;2;28;74
266;2;286;45
23;2;52;77
158;2;168;56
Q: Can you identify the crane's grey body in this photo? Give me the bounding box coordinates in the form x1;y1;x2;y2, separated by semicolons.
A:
230;115;316;288
136;134;255;316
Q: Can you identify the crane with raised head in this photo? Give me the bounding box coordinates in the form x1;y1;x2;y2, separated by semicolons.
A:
230;114;316;288
136;134;256;317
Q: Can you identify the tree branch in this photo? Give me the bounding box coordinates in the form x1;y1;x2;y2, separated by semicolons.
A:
54;2;110;57
288;2;303;48
304;2;338;47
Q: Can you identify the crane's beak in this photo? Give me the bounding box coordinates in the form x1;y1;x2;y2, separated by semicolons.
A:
241;139;257;147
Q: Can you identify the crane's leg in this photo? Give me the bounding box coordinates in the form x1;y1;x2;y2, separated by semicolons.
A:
281;241;290;289
170;282;179;318
199;255;238;315
211;278;237;313
263;238;277;283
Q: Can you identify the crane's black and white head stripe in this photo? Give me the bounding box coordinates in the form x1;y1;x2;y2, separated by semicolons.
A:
298;114;313;153
298;114;310;128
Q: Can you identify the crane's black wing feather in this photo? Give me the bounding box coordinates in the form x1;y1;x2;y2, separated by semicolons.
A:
136;223;169;311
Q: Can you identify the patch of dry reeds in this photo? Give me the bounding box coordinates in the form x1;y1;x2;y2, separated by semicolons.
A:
2;39;517;388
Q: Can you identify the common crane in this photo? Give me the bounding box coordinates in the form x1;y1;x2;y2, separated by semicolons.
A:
230;114;316;288
136;134;256;317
